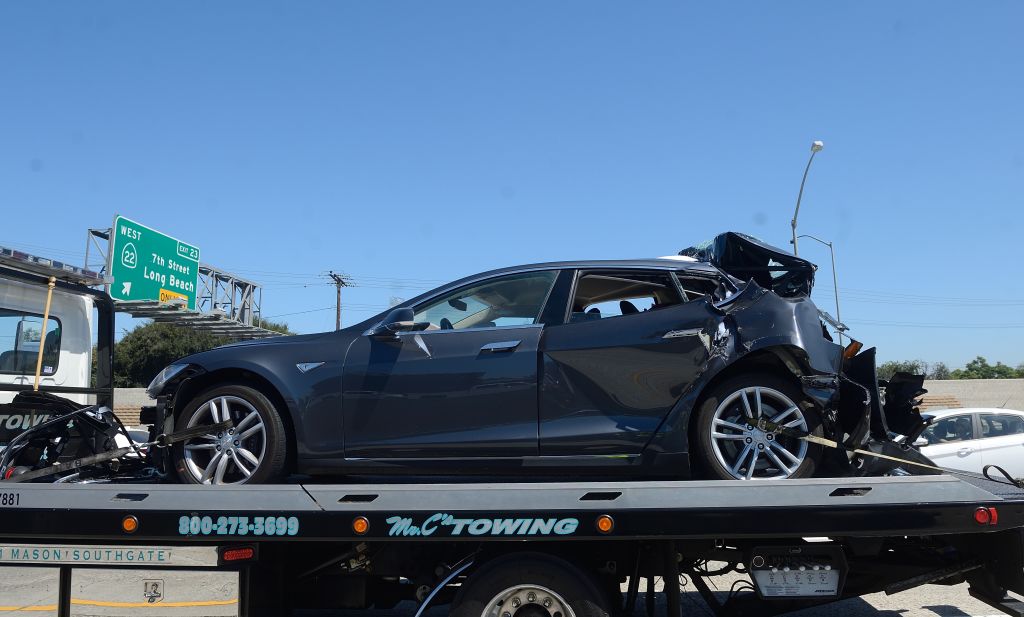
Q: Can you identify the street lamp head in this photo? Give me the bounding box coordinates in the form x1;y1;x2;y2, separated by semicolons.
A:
811;140;824;153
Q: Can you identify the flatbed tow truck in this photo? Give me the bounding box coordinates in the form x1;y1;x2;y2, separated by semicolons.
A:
1;473;1024;617
3;257;1024;617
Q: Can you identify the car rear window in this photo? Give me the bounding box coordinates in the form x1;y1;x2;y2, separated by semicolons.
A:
980;414;1024;438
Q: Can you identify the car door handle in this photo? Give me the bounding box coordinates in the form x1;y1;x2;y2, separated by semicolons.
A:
958;448;974;456
480;340;521;353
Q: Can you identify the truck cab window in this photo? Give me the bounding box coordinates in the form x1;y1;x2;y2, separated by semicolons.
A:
0;309;61;375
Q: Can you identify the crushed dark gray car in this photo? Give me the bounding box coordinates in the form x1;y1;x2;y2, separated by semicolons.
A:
135;231;937;484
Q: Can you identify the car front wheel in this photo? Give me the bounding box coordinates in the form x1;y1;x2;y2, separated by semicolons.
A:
695;374;822;480
172;384;288;485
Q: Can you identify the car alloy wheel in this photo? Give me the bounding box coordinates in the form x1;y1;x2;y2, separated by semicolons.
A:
481;585;576;617
709;386;808;480
182;395;267;485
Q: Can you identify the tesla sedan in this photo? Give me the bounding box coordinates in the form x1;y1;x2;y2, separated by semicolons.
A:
146;232;931;484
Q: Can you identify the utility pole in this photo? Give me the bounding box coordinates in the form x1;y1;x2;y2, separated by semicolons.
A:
326;271;352;331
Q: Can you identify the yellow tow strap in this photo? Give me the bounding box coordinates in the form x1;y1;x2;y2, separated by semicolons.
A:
29;276;56;427
31;276;56;392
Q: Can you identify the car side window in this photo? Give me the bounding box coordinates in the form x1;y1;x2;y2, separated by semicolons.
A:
569;271;682;322
676;275;720;302
921;414;975;444
979;414;1024;438
413;271;557;331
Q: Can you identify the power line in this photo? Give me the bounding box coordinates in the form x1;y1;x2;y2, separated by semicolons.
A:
263;306;336;319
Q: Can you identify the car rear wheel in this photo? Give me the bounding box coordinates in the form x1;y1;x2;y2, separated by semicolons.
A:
695;374;822;480
172;384;288;485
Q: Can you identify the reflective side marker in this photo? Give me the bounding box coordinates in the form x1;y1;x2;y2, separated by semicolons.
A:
222;547;255;562
122;516;139;534
596;514;615;534
353;516;370;535
974;507;999;526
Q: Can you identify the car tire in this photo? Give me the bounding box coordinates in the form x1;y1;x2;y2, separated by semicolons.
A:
695;373;822;480
172;383;288;485
451;553;611;617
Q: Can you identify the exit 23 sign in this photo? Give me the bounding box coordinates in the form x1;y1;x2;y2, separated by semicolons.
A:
108;215;201;310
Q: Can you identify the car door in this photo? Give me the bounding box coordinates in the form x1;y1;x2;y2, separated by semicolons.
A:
341;270;558;459
539;269;719;455
974;413;1024;478
918;413;981;472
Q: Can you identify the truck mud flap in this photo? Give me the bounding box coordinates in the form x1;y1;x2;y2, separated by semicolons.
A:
964;529;1024;613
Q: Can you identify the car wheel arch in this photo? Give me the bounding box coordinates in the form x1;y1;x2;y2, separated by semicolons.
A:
171;367;299;472
642;345;816;461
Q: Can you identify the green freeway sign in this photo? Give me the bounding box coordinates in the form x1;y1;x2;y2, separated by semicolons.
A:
108;215;201;310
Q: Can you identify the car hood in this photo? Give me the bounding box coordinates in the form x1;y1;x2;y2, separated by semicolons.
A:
175;330;339;366
680;231;816;298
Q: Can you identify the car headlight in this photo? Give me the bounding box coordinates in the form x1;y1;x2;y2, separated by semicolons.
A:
146;363;190;398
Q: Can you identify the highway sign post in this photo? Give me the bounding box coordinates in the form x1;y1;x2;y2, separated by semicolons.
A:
108;216;201;310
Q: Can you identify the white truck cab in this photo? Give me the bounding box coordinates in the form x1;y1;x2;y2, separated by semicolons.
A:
0;277;94;406
0;249;114;448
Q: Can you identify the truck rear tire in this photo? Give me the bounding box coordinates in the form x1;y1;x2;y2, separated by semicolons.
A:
451;553;611;617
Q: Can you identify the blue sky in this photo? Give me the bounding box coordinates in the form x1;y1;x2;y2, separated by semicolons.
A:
1;2;1022;368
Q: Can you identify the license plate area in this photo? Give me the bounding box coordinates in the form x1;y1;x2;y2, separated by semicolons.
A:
749;544;847;599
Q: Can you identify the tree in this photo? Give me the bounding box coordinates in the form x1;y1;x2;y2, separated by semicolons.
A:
877;360;928;381
112;318;294;387
113;323;229;387
949;356;1019;380
928;362;952;380
253;316;294;335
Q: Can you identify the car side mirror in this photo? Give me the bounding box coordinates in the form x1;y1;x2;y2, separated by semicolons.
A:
366;308;430;340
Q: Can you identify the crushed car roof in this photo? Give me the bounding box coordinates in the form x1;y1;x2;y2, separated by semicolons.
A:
680;231;817;297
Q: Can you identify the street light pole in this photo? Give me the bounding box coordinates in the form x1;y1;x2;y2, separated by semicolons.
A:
791;140;824;256
798;233;843;345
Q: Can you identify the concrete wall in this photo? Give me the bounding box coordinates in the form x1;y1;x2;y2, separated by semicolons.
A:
113;388;152;426
923;379;1024;411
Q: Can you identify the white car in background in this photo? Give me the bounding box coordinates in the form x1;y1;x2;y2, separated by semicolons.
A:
916;408;1024;478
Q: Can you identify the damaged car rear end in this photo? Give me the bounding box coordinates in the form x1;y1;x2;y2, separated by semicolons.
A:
669;232;934;480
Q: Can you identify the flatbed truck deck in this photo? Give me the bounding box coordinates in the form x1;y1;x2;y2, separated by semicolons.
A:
2;474;1024;617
